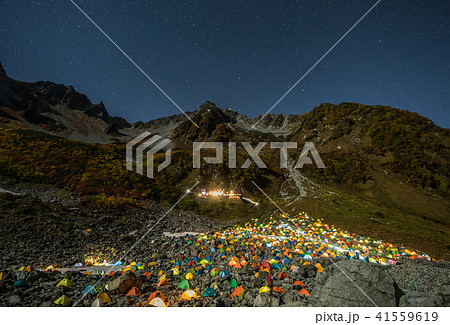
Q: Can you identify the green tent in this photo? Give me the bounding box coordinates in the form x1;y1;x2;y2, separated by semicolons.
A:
230;278;238;288
210;269;220;277
177;279;191;290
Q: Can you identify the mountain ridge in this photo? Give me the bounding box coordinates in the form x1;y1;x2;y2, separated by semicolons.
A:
0;62;448;259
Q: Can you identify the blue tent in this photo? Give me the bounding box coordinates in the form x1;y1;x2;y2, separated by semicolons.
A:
82;285;96;294
282;257;291;264
220;270;230;278
13;279;26;288
201;287;216;297
211;248;216;252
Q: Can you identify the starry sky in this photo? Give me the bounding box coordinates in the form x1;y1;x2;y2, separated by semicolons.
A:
0;0;448;127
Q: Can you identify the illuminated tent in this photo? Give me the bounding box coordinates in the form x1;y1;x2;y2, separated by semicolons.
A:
149;297;167;307
181;289;199;301
177;279;192;290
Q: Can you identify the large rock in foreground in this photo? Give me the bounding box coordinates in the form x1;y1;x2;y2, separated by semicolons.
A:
107;271;142;294
310;260;396;307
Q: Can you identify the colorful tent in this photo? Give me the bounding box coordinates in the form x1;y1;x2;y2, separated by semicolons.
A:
56;278;72;287
177;279;191;290
181;289;199;301
149;297;167;307
82;285;96;294
148;291;166;302
157;279;170;287
54;294;70;306
297;289;310;296
201;287;216;297
258;286;271;293
230;286;245;298
13;279;26;288
126;287;142;296
97;293;111;303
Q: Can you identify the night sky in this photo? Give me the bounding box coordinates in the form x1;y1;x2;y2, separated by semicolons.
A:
0;1;448;127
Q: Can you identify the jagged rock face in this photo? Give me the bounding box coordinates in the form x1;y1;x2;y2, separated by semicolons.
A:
0;62;130;143
310;260;397;307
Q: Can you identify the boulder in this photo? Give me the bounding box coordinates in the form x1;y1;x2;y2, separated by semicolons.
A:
254;293;280;307
399;292;446;307
310;260;396;307
298;264;317;278
107;271;142;294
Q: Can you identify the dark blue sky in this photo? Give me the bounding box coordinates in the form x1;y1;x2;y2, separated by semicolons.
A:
0;0;448;127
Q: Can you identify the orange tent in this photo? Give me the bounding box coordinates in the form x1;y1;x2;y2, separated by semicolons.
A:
148;291;166;302
293;280;306;287
230;286;245;298
315;263;324;272
126;287;142;296
144;272;152;278
273;287;284;294
278;272;289;280
233;263;242;269
297;289;310;296
157;279;171;287
149;297;167;307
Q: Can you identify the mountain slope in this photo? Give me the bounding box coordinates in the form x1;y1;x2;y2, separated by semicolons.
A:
0;64;448;259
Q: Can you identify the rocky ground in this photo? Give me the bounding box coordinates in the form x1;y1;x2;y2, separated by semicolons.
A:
0;183;449;307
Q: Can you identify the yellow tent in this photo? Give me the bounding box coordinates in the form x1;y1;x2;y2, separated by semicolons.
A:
56;278;72;287
258;286;271;293
97;293;111;304
181;289;199;301
54;295;70;306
